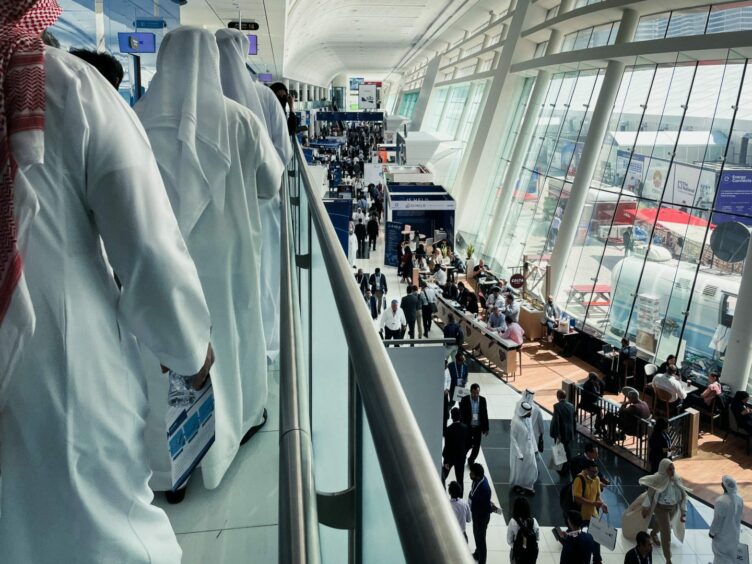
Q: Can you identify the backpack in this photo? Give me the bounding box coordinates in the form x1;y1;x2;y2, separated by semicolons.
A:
512;518;539;564
559;475;584;515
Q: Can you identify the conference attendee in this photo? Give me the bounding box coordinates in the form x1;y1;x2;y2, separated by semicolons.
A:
507;496;540;564
647;418;673;474
573;460;608;528
472;258;489;282
616;388;651;437
517;389;545;453
487;305;506;331
501;315;525;345
435;264;448;287
485;286;501;310
379;299;407;342
685;371;722;411
369;267;387;308
466;292;480;315
650;365;686;408
219;37;294;361
555;511;596;564
730;391;752;434
443;313;464;359
639;459;689;563
469;463;496;564
270;81;298;135
624;531;653;564
348;223;357;267
460;383;489;466
510;402;538;495
354;217;367;257
543;294;561;343
569;443;610;485
502;293;520;323
446;352;468;409
442;408;470;495
419;281;437;336
448;481;472;543
581;372;605;433
457;281;470;308
619;337;637;365
658;354;677;375
400;285;420;340
136;26;284;493
0;11;213;562
550;389;576;473
367;214;379;251
355;268;369;295
709;476;743;564
69;48;123;89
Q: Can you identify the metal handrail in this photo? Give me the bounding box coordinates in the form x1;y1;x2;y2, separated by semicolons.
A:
279;173;322;564
290;141;473;563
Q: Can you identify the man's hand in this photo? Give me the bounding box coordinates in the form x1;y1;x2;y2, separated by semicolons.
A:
191;343;214;390
443;463;450;470
680;513;686;523
601;503;609;514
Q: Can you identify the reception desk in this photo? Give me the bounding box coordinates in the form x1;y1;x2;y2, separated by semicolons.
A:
519;303;545;341
435;296;521;381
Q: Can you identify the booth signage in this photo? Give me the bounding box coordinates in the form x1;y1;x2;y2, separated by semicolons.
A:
390;199;456;211
510;273;525;289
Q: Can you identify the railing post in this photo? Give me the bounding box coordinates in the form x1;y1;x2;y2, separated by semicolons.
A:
685;408;700;458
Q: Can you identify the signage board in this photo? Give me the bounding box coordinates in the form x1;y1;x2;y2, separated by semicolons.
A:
118;32;156;54
358;84;377;109
715;170;752;226
510;273;525;289
384;222;403;267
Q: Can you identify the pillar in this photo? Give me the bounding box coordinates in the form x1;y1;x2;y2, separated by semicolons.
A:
409;56;441;131
449;0;533;211
720;234;752;391
547;9;639;296
480;29;565;256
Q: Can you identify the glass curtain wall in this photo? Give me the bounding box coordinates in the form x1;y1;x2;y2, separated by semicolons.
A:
398;91;419;119
491;69;605;289
556;53;752;375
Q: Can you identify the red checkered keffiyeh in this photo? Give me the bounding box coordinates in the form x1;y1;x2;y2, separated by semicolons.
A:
0;0;61;322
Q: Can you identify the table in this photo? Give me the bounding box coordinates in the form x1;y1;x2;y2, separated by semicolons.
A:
569;284;612;310
436;296;521;381
555;327;579;357
519;304;545;341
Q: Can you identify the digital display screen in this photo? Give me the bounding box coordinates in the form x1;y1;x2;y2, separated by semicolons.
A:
248;34;258;55
258;73;273;82
117;32;156;54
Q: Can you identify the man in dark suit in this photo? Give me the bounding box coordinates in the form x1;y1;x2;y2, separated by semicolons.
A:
354;218;367;258
550;389;577;474
367;215;379;251
460;383;489;466
400;285;420;340
442;408;469;495
469;463;496;564
446;352;469;410
354;268;368;295
368;268;387;311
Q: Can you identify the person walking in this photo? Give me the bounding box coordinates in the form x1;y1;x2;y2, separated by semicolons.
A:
550;389;576;474
507;497;540;564
555;511;596;564
448;481;471;543
367;214;379;251
447;351;469;409
379;299;406;343
709;476;743;564
400;285;420;341
638;459;690;564
354;218;367;258
647;418;672;474
572;461;606;564
460;384;489;466
469;463;496;564
510;402;539;495
442;408;470;495
369;267;387;311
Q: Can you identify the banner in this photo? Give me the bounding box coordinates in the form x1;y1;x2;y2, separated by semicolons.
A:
715;170;752;226
358;84;378;110
384;222;403;267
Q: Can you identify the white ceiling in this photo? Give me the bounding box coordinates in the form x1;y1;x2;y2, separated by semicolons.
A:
181;0;286;78
283;0;480;86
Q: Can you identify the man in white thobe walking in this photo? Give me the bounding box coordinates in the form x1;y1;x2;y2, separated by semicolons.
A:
709;475;743;564
510;402;539;495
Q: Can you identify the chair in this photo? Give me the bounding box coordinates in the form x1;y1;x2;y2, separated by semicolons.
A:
725;406;752;455
696;396;722;435
621;357;636;390
653;387;674;419
642;363;658;401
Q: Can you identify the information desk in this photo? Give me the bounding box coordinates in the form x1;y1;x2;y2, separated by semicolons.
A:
435;296;521;381
519;304;544;341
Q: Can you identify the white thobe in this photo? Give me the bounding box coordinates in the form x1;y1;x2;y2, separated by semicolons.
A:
709;492;743;563
518;391;545;448
510;416;539;491
0;48;210;563
139;98;284;490
256;83;293;360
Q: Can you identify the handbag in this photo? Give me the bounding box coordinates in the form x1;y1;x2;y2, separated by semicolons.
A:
551;441;568;469
430;302;438;314
588;512;617;551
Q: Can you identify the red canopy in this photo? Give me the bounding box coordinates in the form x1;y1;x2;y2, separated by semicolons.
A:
624;207;712;228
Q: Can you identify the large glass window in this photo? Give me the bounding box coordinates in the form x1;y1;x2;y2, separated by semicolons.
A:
555;54;752;377
398;92;419;119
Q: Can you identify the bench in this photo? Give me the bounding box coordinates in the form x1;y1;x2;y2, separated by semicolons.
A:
581;301;610;308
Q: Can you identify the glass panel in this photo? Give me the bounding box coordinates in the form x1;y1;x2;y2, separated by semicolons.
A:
424;88;449;132
666;7;710;38
634;12;670;42
708;1;752;34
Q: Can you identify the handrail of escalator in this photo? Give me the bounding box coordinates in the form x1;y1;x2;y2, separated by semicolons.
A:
289;141;474;564
278;171;322;564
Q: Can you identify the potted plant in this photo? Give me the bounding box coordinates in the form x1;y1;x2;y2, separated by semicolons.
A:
465;244;474;260
465;244;475;279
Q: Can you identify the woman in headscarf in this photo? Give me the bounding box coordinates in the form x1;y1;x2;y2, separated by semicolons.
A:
709;475;743;564
510;401;539;495
622;459;689;564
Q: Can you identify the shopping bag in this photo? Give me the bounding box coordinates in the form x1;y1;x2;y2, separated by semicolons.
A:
588;513;617;551
453;386;470;403
738;543;750;564
552;441;568;468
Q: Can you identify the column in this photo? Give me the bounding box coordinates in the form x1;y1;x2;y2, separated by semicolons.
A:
719;237;752;391
480;29;565;255
449;0;533;211
409;56;441;131
547;9;639;296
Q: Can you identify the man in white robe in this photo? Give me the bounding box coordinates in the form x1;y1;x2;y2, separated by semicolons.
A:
215;28;292;362
517;388;545;452
510;402;539;495
135;27;284;492
0;10;212;563
709;475;743;564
